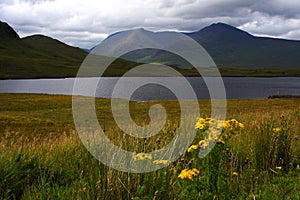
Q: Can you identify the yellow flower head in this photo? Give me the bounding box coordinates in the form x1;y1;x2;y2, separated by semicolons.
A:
178;168;200;180
238;123;245;128
195;122;205;130
198;117;206;123
133;153;152;161
218;138;225;144
178;169;188;179
198;140;209;148
223;121;232;130
276;166;282;170
195;117;212;130
232;172;239;176
153;160;169;165
187;144;199;152
231;119;238;123
273;127;281;132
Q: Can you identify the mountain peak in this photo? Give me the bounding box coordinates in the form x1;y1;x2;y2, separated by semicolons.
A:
0;21;20;39
188;22;253;42
204;22;251;34
210;22;236;27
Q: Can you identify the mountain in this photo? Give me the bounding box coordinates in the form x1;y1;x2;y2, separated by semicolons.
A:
0;21;20;39
187;22;254;44
118;23;300;71
187;23;300;69
93;23;300;76
1;21;300;78
0;21;88;79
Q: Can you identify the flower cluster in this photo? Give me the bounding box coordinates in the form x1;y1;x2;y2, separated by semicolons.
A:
273;127;281;132
178;168;200;180
195;118;244;131
133;154;170;165
153;159;169;165
188;118;244;153
179;118;244;181
133;153;152;161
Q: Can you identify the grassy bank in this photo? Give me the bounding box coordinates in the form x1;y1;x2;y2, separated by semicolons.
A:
0;94;300;199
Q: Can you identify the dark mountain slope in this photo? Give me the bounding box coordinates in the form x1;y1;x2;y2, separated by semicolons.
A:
187;23;300;68
119;23;300;70
0;21;20;39
0;22;87;79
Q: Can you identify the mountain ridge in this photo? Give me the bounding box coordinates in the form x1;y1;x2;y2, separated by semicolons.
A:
0;21;20;39
187;22;300;68
113;22;300;69
188;22;254;42
1;21;300;78
0;21;88;79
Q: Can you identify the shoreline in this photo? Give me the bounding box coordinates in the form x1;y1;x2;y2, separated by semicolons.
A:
1;75;300;80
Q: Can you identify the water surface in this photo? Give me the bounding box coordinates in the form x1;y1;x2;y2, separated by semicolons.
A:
0;77;299;101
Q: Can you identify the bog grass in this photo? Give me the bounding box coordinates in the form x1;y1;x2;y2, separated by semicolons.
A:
0;93;300;199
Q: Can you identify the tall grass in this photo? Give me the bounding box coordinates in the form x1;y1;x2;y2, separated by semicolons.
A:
0;94;299;199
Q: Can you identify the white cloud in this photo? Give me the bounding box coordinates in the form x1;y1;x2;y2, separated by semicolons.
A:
1;0;300;48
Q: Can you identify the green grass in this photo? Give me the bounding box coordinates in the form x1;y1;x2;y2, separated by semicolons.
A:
0;35;88;79
0;93;300;199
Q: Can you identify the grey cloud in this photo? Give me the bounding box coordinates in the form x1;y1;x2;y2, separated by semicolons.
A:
158;0;176;8
164;0;253;19
0;0;300;48
251;0;300;18
283;29;300;40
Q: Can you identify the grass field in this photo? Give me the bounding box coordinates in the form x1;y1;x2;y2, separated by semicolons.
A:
0;93;300;199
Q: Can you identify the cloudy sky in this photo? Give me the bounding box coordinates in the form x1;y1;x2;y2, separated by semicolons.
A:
1;0;300;48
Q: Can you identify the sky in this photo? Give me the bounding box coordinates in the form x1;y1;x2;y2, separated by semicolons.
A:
1;0;300;49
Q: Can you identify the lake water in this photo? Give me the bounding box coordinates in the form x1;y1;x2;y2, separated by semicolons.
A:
0;77;299;101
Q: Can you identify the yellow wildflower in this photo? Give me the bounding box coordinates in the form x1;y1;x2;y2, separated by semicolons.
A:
187;144;199;153
198;140;209;148
218;138;225;144
273;127;281;132
232;172;238;176
209;128;220;140
195;117;213;130
276;166;282;170
198;117;206;123
153;160;169;165
195;122;205;130
178;168;200;180
133;153;152;161
223;121;231;130
239;123;245;128
231;119;238;123
178;169;188;179
216;120;225;129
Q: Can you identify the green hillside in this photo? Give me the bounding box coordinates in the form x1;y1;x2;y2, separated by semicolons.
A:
0;21;88;79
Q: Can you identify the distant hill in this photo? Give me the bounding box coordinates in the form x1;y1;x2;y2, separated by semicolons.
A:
0;21;19;39
120;23;300;70
187;23;300;68
1;21;300;78
0;21;87;79
104;23;300;76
